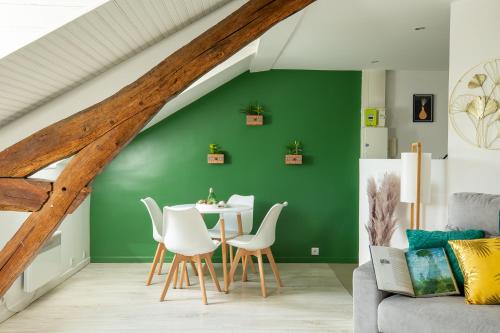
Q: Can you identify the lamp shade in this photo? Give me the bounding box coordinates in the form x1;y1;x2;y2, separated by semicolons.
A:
400;152;431;204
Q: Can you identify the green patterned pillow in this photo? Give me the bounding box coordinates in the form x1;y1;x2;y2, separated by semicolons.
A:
406;229;485;292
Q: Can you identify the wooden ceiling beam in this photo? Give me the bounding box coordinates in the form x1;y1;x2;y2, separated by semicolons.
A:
0;0;315;297
0;178;52;212
0;0;314;178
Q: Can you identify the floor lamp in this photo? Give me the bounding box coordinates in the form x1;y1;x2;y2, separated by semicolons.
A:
400;142;431;230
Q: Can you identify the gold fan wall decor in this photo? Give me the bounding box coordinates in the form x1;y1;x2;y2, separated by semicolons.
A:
449;59;500;150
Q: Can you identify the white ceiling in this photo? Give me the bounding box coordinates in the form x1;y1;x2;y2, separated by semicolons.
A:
0;0;452;132
0;0;229;128
0;0;106;59
273;0;451;71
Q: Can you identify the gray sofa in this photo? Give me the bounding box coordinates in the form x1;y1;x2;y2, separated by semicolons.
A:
353;193;500;333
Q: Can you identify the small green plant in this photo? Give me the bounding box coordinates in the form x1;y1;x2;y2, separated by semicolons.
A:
208;143;221;154
253;104;264;115
286;140;303;155
240;102;265;115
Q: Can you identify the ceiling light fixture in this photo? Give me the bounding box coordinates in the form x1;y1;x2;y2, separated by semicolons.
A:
414;26;426;31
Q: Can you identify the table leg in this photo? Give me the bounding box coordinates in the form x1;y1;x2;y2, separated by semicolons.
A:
219;217;228;293
236;213;243;236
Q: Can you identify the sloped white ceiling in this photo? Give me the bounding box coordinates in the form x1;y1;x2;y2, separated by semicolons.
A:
0;0;230;128
273;0;451;71
0;0;452;135
0;0;107;59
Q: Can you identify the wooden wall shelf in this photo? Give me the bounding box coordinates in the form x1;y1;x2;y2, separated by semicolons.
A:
208;154;224;164
246;115;263;126
285;154;302;165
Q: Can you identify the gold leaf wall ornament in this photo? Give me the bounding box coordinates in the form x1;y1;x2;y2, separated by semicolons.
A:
465;96;499;119
449;58;500;149
468;74;487;88
484;59;500;85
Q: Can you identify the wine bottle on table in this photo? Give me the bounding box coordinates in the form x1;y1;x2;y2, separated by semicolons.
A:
207;187;217;205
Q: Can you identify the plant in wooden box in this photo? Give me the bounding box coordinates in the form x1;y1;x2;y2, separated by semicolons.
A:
241;102;265;126
207;143;224;164
285;140;303;165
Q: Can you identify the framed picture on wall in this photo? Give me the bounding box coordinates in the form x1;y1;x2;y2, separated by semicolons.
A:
413;94;434;122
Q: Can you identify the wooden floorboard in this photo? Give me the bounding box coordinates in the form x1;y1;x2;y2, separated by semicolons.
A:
0;263;353;333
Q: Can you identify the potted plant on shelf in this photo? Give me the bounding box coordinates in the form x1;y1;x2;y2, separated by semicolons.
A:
285;140;303;165
241;102;265;126
207;143;224;164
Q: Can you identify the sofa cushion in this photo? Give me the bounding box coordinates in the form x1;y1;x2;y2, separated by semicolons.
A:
378;295;500;333
449;238;500;305
447;193;500;236
406;229;484;292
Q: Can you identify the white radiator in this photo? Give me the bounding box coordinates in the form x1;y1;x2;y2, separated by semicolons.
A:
23;231;62;293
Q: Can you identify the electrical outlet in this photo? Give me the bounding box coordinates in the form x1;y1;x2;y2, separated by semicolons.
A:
69;257;75;267
311;247;319;256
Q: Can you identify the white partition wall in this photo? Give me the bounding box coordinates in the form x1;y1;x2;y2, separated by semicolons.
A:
448;0;500;196
358;158;447;264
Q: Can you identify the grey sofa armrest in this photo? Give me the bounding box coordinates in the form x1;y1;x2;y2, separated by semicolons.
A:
353;262;392;333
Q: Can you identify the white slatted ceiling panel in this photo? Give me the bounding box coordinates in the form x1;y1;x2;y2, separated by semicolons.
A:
0;0;230;128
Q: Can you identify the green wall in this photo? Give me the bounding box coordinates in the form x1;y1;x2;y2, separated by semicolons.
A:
90;70;361;263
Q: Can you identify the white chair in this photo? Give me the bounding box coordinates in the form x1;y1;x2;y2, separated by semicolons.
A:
141;197;192;286
208;194;255;270
227;202;287;297
141;197;167;285
160;206;222;304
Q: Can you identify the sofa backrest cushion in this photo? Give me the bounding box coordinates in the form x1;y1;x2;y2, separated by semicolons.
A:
448;193;500;236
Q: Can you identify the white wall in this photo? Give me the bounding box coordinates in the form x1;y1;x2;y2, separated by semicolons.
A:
386;70;449;159
0;164;89;322
358;159;447;264
448;0;500;195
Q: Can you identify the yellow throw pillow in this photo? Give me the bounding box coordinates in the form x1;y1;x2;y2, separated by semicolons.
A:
448;238;500;305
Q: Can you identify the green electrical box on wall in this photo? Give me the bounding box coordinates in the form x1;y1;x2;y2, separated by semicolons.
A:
364;108;378;127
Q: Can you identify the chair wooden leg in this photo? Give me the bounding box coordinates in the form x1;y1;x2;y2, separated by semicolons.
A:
241;255;249;282
228;248;243;289
205;254;222;292
172;261;179;289
256;249;267;298
229;245;234;266
248;257;256;274
146;243;162;285
183;262;190;287
157;246;166;275
190;260;198;276
265;247;283;287
179;261;187;289
160;254;180;301
196;255;208;305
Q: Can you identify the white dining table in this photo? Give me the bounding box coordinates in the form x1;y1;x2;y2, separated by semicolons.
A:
169;203;252;292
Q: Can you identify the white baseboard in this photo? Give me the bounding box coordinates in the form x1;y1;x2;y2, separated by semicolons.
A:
0;257;90;323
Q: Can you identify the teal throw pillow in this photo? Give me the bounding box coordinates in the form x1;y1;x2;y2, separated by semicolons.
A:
406;229;485;292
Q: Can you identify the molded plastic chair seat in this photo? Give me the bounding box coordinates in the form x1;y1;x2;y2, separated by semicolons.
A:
176;239;220;257
141;197;169;286
227;202;287;298
208;229;239;240
160;206;222;305
208;194;254;238
226;235;255;249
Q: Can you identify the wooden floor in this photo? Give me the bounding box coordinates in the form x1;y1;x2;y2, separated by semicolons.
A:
0;263;353;333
